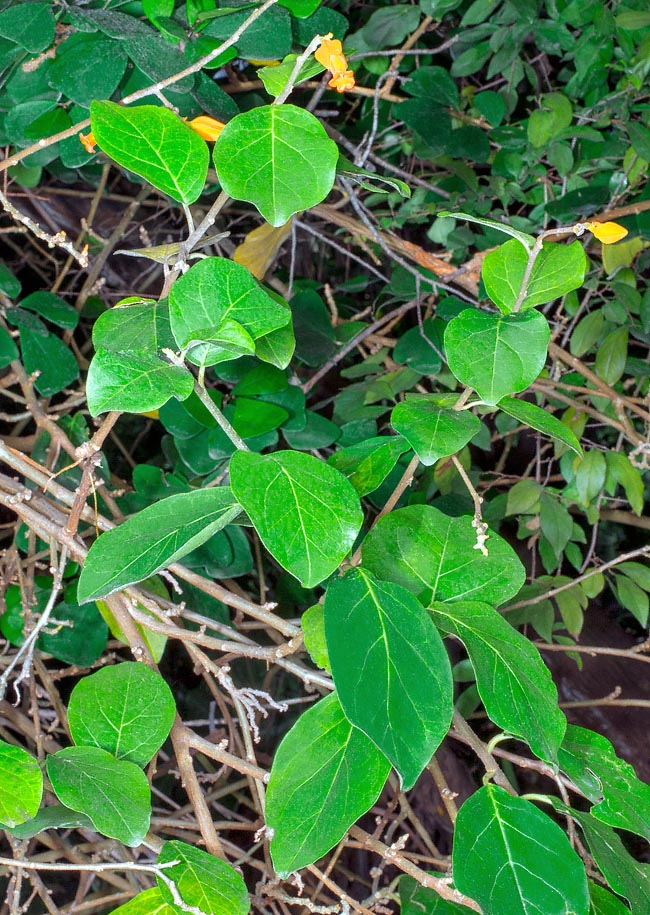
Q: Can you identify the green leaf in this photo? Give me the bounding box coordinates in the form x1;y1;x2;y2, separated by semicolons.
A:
277;0;322;16
575;450;606;506
595;327;628;385
38;600;108;666
361;5;421;48
613;574;649;626
0;325;19;369
67;662;175;766
589;883;630;915
259;54;324;98
616;561;650;591
445;309;550;405
157;841;249;915
482;239;587;314
0;740;43;828
168;257;290;366
230;450;363;588
0;1;54;53
109;888;177;915
325;569;453;789
78;488;241;602
90;101;209;204
18;327;79;397
498;397;583;456
606;452;644;516
46;746;151;847
266;693;391;875
559;724;650;842
431;601;566;765
539;493;573;561
437;211;535;251
336;155;411;198
7;805;93;840
453;786;589;915
391;399;481;465
362;505;525;606
400;875;474;914
617;10;650;30
328;436;410;496
301;604;330;672
213;105;339;226
49;34;127;108
86;349;193;416
20;292;79;330
92;300;175;355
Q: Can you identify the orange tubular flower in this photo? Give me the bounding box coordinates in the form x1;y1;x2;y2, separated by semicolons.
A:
314;34;355;94
186;115;226;142
79;131;96;153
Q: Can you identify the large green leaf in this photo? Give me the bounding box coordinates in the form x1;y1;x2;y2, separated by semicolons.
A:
19;327;79;397
431;601;566;765
168;256;290;366
391;399;481;465
49;34;127;108
78;488;241;601
453;786;589;915
86;349;193;416
67;662;175;766
46;746;151;847
0;740;43;828
213;105;339;225
445;309;550;405
362;505;525;606
157;841;249;915
230;450;363;588
482;239;587;314
324;569;453;789
110;888;176;915
559;725;650;841
92;299;175;356
266;693;391;875
90;101;209;204
328;436;410;496
498;397;583;456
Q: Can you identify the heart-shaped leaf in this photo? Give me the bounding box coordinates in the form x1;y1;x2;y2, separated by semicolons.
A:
86;349;193;415
391;398;481;465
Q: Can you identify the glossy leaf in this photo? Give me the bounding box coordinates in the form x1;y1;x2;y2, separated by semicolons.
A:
213;105;339;225
400;876;474;914
431;601;566;765
482;239;587;314
78;488;241;601
498;396;583;456
91;101;209;204
86;349;193;416
157;840;250;915
445;309;550;405
92;300;175;355
0;739;43;828
589;883;630;915
391;399;481;465
110;888;177;915
46;746;151;847
453;786;589;915
559;725;650;841
266;693;391;875
7;805;93;840
362;505;525;606
328;436;410;496
325;569;453;789
19;327;79;397
230;450;363;587
438;211;535;250
301;603;331;672
67;662;175;766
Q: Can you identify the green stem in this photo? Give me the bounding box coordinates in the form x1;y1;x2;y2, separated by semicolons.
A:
192;380;250;452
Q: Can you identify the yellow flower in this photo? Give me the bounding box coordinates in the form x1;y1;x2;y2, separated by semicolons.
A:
185;115;226;142
79;131;96;153
584;221;628;244
314;34;355;93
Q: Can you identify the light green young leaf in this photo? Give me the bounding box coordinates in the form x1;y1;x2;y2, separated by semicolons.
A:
438;211;535;251
157;841;249;915
325;569;453;789
336;155;411;198
328;436;410;496
453;786;589;915
445;309;550;405
258;54;323;98
78;488;241;602
86;349;193;416
498;397;583;456
230;450;363;587
213;105;339;225
109;887;177;915
266;693;391;875
391;399;481;465
362;505;525;606
301;604;331;672
0;740;43;828
431;601;566;765
46;747;151;847
67;662;175;766
91;101;209;204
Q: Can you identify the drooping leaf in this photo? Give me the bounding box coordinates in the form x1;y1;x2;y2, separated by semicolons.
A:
91;100;209;204
453;786;589;915
336;155;411;198
0;740;43;828
157;841;249;915
86;349;193;416
46;746;151;847
437;211;535;251
445;309;550;405
362;505;525;606
67;662;175;766
6;805;93;840
498;396;583;456
325;569;453;789
431;601;566;765
328;436;410;496
230;450;363;587
391;399;481;465
77;488;241;602
266;693;391;875
213;105;339;225
233;219;293;279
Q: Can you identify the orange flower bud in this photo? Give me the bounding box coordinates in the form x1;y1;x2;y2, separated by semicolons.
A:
186;115;226;142
329;70;356;93
584;221;628;244
315;34;355;93
79;131;96;153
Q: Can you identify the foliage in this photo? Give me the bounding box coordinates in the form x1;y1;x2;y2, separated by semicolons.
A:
1;0;650;913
